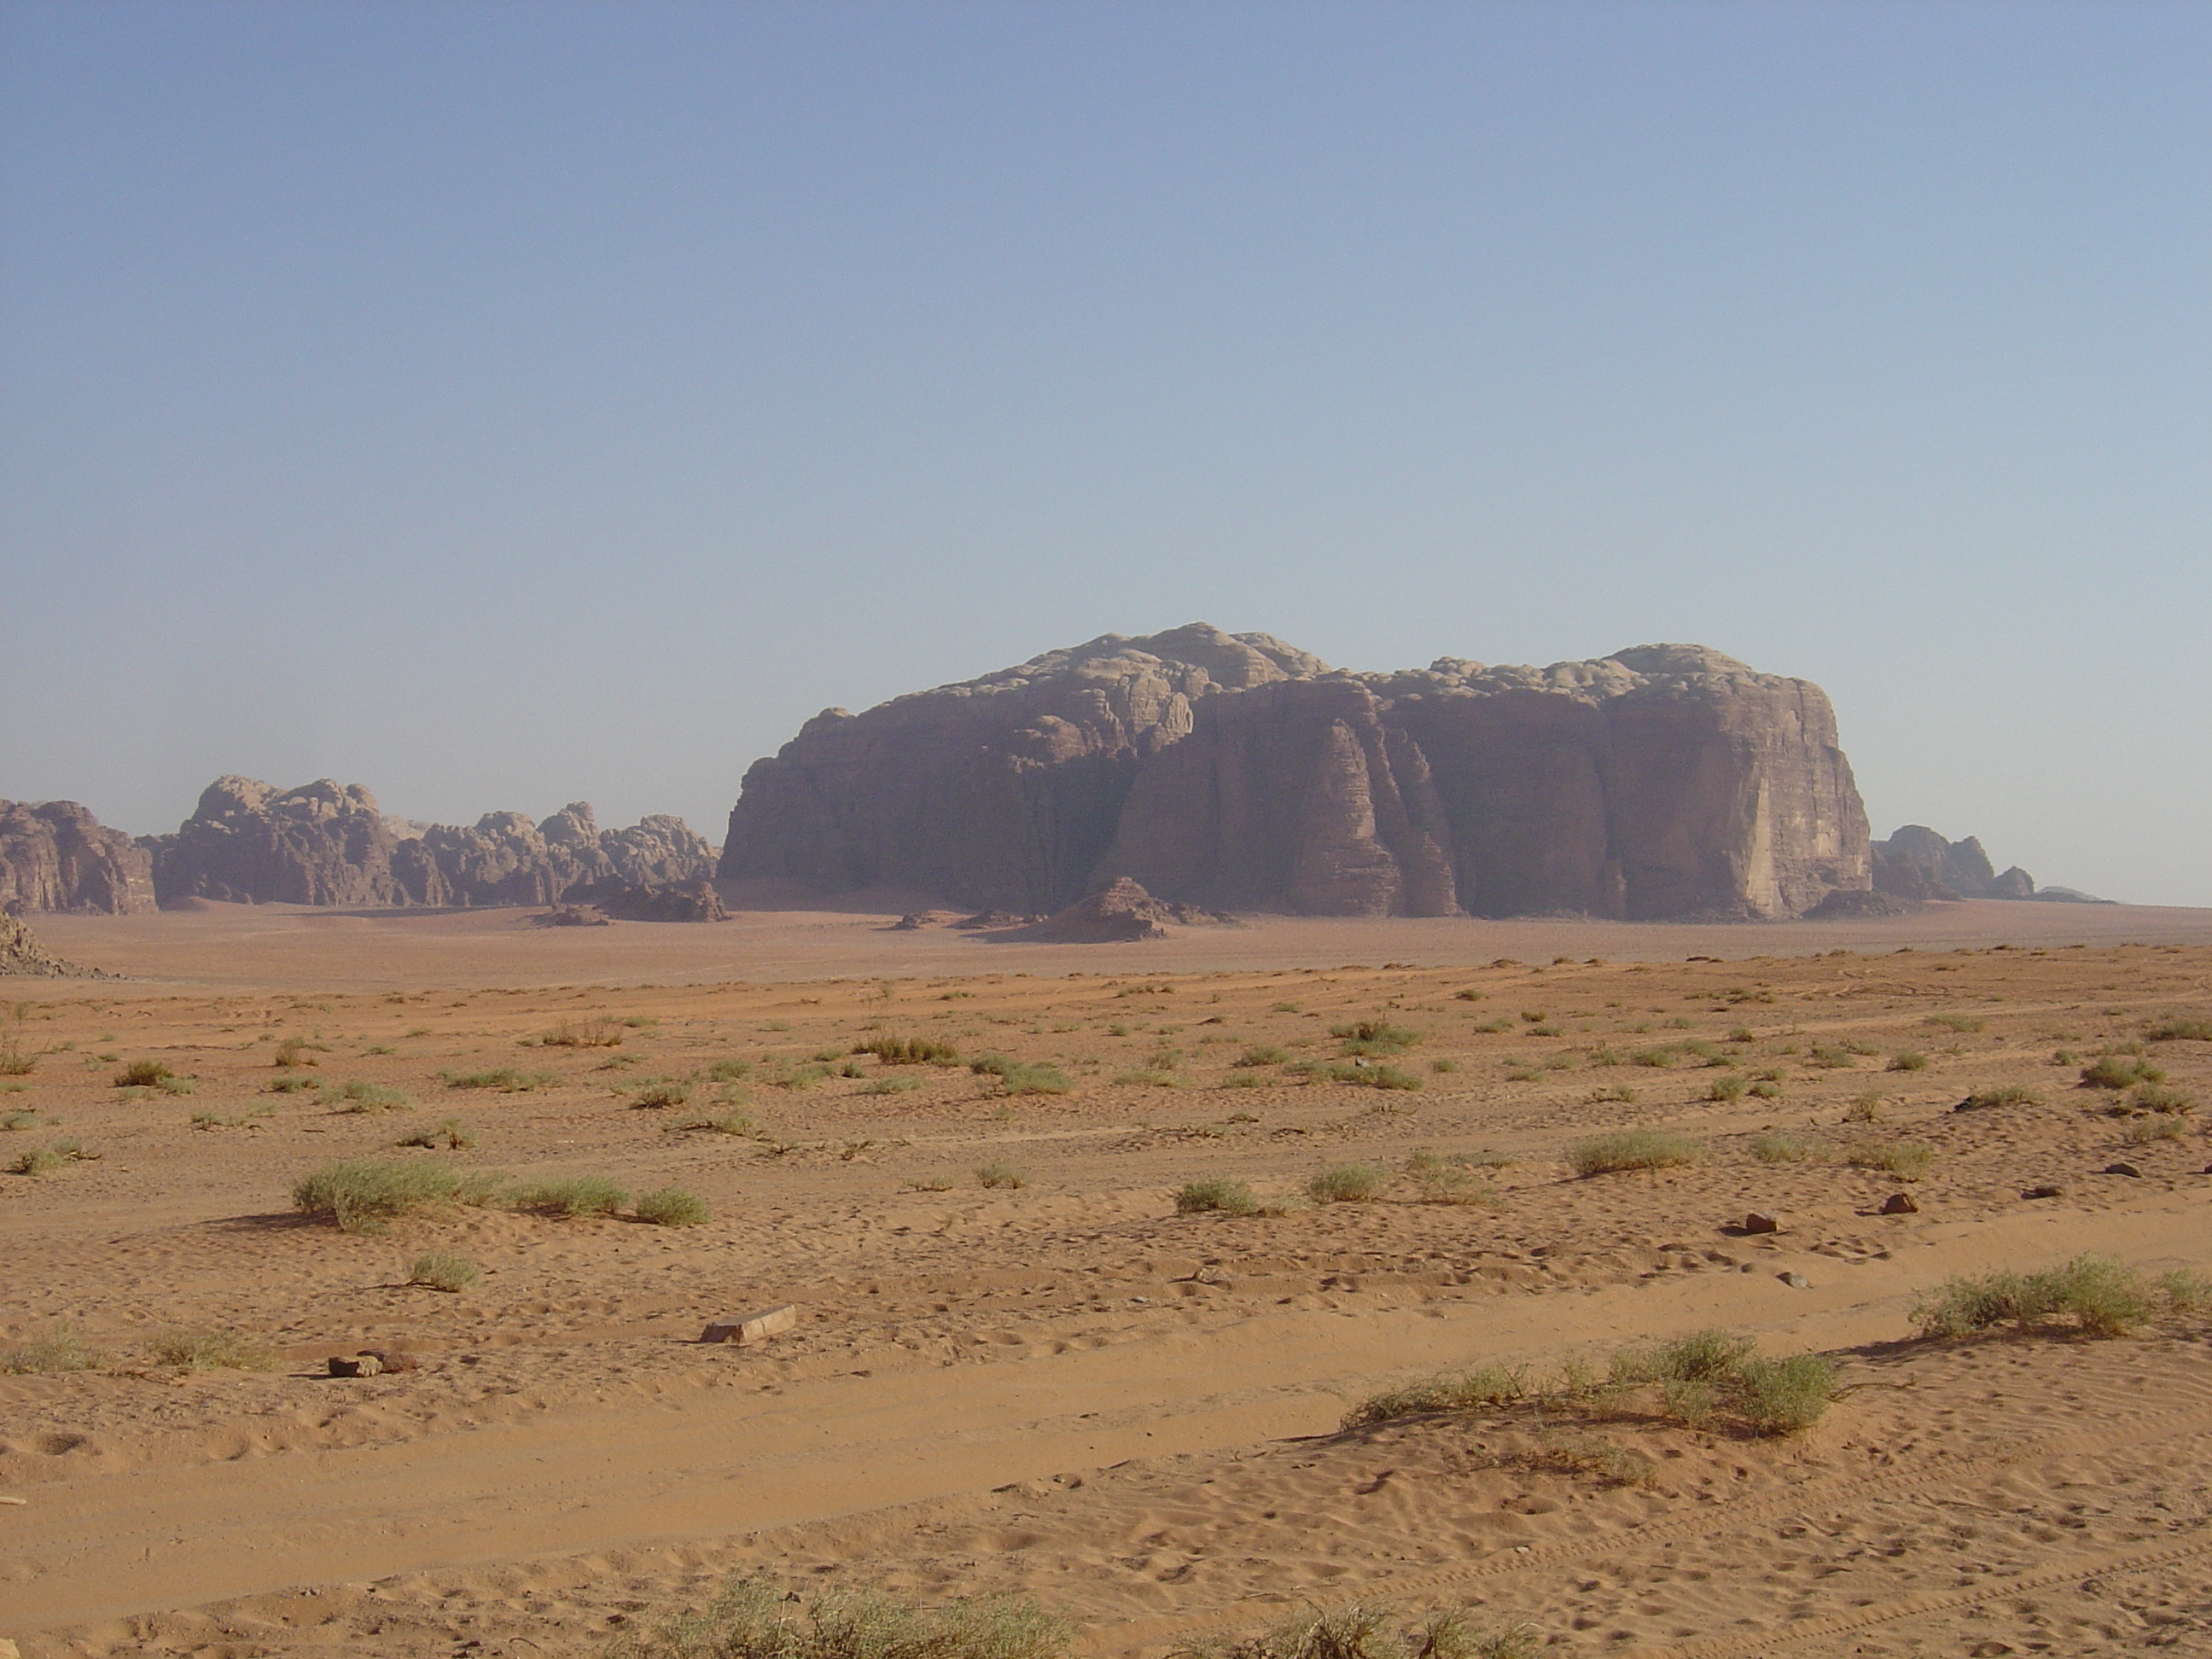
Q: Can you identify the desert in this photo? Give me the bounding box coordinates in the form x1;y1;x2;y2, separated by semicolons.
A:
3;893;2211;1656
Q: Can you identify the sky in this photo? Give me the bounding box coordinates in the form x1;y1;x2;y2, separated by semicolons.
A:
2;1;2207;904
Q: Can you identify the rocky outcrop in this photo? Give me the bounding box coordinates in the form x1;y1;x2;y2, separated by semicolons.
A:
0;912;102;977
149;780;718;909
1016;877;1230;942
722;626;1871;920
0;800;155;915
569;880;730;923
1871;826;2044;902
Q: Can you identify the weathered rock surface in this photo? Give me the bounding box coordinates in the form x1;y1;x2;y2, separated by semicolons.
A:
148;780;718;909
1017;877;1228;943
722;625;1871;920
1870;824;2107;904
0;912;102;977
573;880;730;923
0;800;155;915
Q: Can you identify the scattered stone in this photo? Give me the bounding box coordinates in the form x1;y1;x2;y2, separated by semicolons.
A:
1742;1212;1781;1235
1780;1272;1811;1289
2101;1162;2142;1179
360;1348;420;1373
701;1305;798;1346
328;1354;382;1377
2022;1185;2065;1200
1879;1192;1918;1214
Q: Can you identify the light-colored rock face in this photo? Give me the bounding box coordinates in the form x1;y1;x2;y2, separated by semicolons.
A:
721;626;1873;920
0;800;155;915
146;783;717;910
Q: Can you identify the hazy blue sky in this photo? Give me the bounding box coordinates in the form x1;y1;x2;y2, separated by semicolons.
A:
3;2;2207;903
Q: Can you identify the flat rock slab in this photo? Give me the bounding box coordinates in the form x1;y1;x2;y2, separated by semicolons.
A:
701;1305;797;1345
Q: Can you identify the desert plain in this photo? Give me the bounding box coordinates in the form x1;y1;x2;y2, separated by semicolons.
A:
3;895;2212;1656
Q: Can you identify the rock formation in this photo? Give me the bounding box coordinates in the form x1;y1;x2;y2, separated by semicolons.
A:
1018;877;1231;942
1869;825;2107;904
0;800;156;915
145;780;718;909
721;625;1871;920
568;879;731;923
0;912;102;977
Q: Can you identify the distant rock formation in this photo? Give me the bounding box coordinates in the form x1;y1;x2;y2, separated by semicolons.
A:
721;624;1871;921
145;779;719;910
1870;826;2108;904
1018;877;1231;942
0;800;155;915
0;912;102;976
572;879;731;923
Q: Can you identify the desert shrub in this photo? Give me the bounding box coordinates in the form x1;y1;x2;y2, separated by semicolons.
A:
1806;1045;1857;1068
2081;1054;2165;1090
682;1109;761;1134
1956;1084;2040;1111
1527;1430;1658;1487
1842;1092;1886;1123
1295;1060;1421;1090
2160;1269;2212;1313
1176;1177;1260;1216
1233;1044;1289;1068
860;1076;922;1095
2131;1083;2195;1115
1330;1020;1420;1055
1610;1329;1837;1434
1583;1083;1637;1104
705;1058;754;1082
1342;1364;1531;1428
1750;1132;1820;1163
394;1116;475;1150
631;1081;693;1109
1220;1073;1266;1090
514;1175;628;1218
1412;1163;1502;1208
0;1038;36;1076
608;1576;1069;1659
267;1074;320;1093
2145;1016;2212;1042
271;1038;321;1068
1;1109;38;1131
1887;1051;1929;1073
146;1328;276;1371
2125;1115;2184;1143
1452;989;1484;1002
1114;1068;1183;1089
1631;1046;1680;1068
329;1080;414;1113
859;1035;960;1066
972;1056;1072;1095
1844;1139;1934;1179
114;1059;172;1088
1183;1604;1538;1659
541;1016;624;1048
1912;1253;2153;1340
975;1161;1026;1190
292;1157;477;1231
635;1186;710;1227
407;1250;481;1292
1703;1075;1745;1102
0;1324;104;1374
9;1142;67;1177
1924;1013;1984;1033
1569;1129;1702;1177
1730;1353;1842;1434
1306;1162;1385;1203
443;1068;554;1091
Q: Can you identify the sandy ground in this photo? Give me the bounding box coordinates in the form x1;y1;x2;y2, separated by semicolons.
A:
3;897;2211;1655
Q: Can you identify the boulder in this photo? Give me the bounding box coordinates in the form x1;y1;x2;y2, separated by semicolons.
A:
1742;1212;1781;1234
721;626;1871;920
701;1305;797;1345
1878;1192;1918;1214
0;800;155;915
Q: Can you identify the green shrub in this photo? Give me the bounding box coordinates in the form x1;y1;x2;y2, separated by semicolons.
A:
1330;1020;1420;1055
1232;1044;1289;1068
1750;1132;1819;1163
1412;1162;1502;1207
1183;1605;1538;1659
631;1081;693;1109
1956;1084;2040;1111
1527;1430;1659;1488
1704;1075;1745;1102
1610;1329;1837;1435
859;1035;960;1066
1175;1177;1260;1216
271;1038;323;1068
860;1075;922;1095
292;1157;483;1231
1295;1060;1421;1090
1342;1364;1531;1428
1912;1254;2154;1339
407;1250;481;1292
514;1175;628;1218
443;1068;554;1091
329;1079;414;1113
1731;1353;1842;1434
114;1059;172;1088
608;1576;1069;1659
0;1038;35;1076
1;1109;38;1132
1844;1138;1934;1179
679;1109;760;1135
267;1074;320;1093
395;1116;475;1150
2145;1016;2212;1042
1306;1162;1385;1203
972;1056;1072;1094
2131;1083;2195;1115
635;1186;710;1227
705;1058;754;1082
1569;1129;1702;1177
1924;1013;1984;1033
9;1140;77;1177
1807;1044;1857;1068
0;1324;104;1374
541;1016;625;1048
2081;1054;2165;1090
146;1328;276;1371
975;1161;1026;1190
1887;1051;1929;1073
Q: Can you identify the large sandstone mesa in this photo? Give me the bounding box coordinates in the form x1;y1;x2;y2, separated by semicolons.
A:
0;800;155;915
144;780;718;909
721;625;1871;920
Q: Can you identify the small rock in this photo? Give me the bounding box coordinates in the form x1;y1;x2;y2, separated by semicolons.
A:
0;1638;21;1659
1879;1193;1918;1214
1969;1643;2013;1657
2022;1185;2065;1200
2102;1162;2143;1179
361;1348;420;1372
1742;1212;1780;1235
1780;1272;1811;1289
328;1354;381;1377
700;1304;798;1346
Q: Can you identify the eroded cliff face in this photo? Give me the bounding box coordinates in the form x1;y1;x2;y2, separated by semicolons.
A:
0;800;155;915
721;626;1871;920
145;782;717;909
